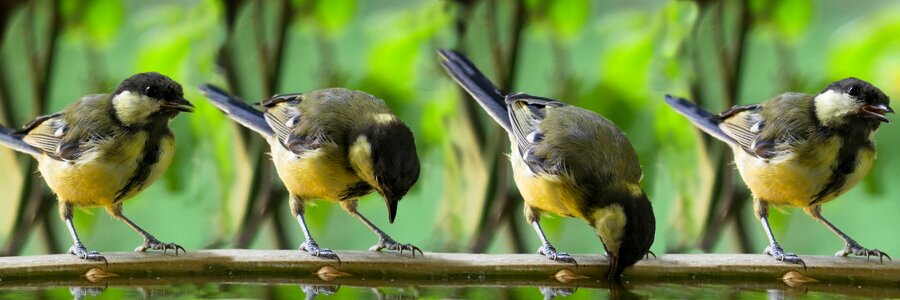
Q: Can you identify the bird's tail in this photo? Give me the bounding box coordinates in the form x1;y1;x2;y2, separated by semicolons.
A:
437;49;512;133
0;126;40;156
199;84;274;138
663;95;736;145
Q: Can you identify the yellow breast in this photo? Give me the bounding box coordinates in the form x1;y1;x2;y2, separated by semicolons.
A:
38;133;175;206
510;147;583;219
269;138;362;201
733;137;874;207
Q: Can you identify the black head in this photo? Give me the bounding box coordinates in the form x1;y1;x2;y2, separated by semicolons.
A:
606;194;656;279
816;77;892;127
352;121;421;223
111;72;193;126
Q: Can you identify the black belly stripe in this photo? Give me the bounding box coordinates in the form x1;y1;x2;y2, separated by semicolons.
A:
114;120;171;202
339;181;374;200
811;128;873;204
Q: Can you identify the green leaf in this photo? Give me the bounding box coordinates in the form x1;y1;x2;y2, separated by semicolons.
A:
314;0;356;36
548;0;588;41
84;0;124;46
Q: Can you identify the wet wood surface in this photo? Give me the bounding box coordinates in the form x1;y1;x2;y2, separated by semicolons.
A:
0;251;897;289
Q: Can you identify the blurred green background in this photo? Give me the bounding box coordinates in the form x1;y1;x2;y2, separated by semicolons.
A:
1;0;899;271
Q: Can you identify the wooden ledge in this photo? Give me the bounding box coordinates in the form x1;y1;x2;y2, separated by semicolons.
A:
0;250;897;288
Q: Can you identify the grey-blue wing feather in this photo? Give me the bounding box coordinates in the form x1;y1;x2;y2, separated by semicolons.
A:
437;49;512;133
664;95;737;146
0;126;40;156
200;84;274;138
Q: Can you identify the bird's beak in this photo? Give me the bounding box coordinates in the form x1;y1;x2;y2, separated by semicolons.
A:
607;255;620;279
861;103;893;123
385;195;398;224
164;97;195;113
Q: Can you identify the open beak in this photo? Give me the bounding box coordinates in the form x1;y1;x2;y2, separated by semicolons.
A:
385;196;398;224
861;103;893;123
164;97;195;113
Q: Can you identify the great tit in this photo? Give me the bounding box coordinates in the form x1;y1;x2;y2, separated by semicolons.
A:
665;77;893;266
200;85;421;261
438;49;656;278
0;72;193;262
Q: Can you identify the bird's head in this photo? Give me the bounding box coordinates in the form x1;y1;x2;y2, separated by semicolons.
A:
591;191;656;279
111;72;193;127
814;77;892;128
347;116;420;224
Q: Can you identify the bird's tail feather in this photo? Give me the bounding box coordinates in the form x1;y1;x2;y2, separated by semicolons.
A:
0;126;40;156
664;95;736;145
199;84;274;138
437;49;512;133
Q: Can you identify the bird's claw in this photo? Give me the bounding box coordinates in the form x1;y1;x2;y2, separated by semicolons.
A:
370;237;424;257
136;238;185;255
765;244;806;269
69;243;108;266
300;241;341;263
538;244;578;266
837;242;891;263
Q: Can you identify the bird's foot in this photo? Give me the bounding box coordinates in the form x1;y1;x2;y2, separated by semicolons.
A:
537;244;578;266
68;243;107;265
135;237;185;255
369;236;423;257
300;241;341;262
836;241;891;263
764;244;806;268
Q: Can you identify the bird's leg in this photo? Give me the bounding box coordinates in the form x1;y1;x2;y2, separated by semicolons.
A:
804;205;890;262
60;203;107;264
290;195;340;261
106;204;184;255
527;205;577;265
340;200;422;256
755;200;805;267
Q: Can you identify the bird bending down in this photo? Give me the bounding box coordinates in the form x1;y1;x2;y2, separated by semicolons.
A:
200;85;421;261
0;72;194;262
438;49;656;278
665;77;893;266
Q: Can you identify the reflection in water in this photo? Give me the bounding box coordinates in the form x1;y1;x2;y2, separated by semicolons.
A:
538;286;575;300
1;280;895;299
69;286;104;300
301;284;339;300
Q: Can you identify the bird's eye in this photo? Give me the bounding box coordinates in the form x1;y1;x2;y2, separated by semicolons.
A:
145;86;157;98
847;86;860;97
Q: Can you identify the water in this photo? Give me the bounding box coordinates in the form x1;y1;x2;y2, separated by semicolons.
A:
1;279;897;299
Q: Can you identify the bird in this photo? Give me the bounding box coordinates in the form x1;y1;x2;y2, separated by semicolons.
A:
0;72;194;263
665;77;893;266
199;84;422;261
438;49;656;278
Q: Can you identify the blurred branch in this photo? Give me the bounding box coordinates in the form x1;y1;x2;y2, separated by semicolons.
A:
469;0;527;254
448;0;485;145
696;0;752;253
228;0;295;249
4;0;62;256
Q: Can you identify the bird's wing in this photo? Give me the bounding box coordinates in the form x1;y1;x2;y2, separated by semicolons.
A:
261;94;323;155
199;84;274;137
17;112;84;161
506;93;567;175
437;49;512;133
664;95;775;159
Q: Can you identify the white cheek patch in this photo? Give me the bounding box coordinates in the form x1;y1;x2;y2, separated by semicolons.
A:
112;91;162;125
374;113;397;124
814;90;860;126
